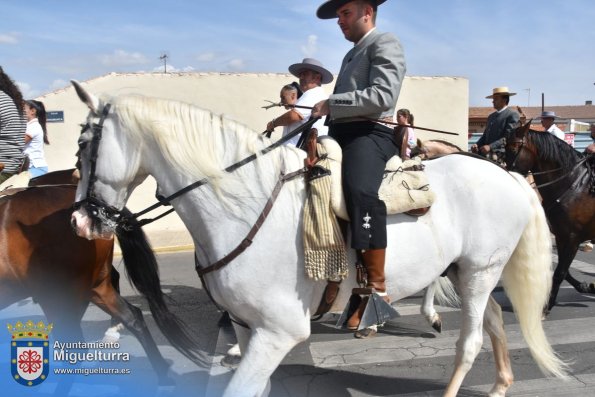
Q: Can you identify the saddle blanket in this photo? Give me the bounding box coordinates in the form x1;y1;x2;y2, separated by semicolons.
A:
319;136;436;220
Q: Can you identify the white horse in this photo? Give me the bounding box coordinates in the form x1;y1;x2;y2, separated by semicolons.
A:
69;81;568;397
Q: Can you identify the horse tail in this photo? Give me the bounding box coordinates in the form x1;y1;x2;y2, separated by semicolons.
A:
432;276;461;308
116;209;205;364
501;172;569;378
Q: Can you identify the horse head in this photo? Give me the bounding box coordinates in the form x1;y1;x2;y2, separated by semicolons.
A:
410;138;427;159
70;80;146;240
505;119;535;174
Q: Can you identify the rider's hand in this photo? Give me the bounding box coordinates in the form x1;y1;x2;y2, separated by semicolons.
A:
470;144;478;153
311;100;329;118
479;145;491;154
266;119;276;132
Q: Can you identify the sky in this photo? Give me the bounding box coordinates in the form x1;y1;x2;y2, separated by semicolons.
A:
1;0;594;107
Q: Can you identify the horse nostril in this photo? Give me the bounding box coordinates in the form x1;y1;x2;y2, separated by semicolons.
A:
70;215;78;231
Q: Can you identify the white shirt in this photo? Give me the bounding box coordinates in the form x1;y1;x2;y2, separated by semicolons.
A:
546;124;565;140
25;118;48;167
283;86;329;146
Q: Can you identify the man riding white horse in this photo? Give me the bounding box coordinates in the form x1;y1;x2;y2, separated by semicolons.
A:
312;0;406;333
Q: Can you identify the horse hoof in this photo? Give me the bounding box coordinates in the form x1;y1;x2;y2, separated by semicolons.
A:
226;343;241;357
221;354;241;369
354;327;377;339
432;319;442;333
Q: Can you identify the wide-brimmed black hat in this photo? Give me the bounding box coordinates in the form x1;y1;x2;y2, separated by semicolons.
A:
316;0;387;19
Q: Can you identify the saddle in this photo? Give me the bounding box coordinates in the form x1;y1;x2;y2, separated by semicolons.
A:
317;136;436;219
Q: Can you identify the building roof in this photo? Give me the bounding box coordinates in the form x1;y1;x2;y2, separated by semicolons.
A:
469;105;595;121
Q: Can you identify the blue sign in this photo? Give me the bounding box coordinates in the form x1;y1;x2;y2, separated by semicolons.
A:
47;111;64;123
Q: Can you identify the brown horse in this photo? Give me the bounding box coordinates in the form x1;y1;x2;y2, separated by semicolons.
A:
29;168;124;337
506;121;595;313
0;181;173;383
28;167;80;186
410;138;463;159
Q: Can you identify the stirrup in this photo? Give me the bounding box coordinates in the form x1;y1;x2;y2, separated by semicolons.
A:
336;290;399;330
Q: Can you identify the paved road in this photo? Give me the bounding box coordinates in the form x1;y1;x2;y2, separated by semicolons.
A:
1;249;594;396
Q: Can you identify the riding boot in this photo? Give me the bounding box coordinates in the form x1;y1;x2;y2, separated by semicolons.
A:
346;248;388;330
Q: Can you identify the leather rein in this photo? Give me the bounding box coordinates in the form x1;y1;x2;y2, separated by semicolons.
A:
74;103;319;275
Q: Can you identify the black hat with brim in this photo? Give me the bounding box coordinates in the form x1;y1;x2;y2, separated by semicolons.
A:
316;0;387;19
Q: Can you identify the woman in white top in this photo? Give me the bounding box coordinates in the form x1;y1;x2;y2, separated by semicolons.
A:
23;100;49;177
396;108;416;159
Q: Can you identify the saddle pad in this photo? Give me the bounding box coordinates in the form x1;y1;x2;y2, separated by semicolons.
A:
318;136;436;221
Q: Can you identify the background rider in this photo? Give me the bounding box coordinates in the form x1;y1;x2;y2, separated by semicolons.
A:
470;86;520;162
266;58;333;146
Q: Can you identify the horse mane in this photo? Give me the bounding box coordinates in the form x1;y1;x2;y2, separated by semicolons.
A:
527;129;583;170
105;94;300;220
110;94;273;179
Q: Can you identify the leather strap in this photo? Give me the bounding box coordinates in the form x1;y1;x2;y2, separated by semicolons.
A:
196;169;306;276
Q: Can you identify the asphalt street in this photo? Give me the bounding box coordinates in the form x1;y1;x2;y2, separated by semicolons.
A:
1;248;595;397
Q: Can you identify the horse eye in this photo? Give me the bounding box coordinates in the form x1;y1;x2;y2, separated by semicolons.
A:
78;140;88;150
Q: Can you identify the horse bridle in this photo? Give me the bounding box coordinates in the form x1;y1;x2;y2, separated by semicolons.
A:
507;134;588;192
72;104;128;231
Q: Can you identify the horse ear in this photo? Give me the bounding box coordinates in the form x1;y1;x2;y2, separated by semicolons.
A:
416;138;423;147
515;119;532;138
71;80;100;114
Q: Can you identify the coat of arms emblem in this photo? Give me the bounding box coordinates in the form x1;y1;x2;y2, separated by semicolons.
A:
7;320;53;386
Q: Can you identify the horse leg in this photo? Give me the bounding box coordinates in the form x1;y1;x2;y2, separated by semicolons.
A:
547;238;579;313
0;282;26;310
483;296;514;397
558;240;595;294
443;270;498;397
225;318;310;397
37;294;87;341
564;272;595;294
102;267;124;342
90;279;172;385
420;283;442;332
108;265;123;327
38;297;87;397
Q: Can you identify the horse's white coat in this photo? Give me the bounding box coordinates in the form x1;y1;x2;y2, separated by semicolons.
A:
71;86;567;397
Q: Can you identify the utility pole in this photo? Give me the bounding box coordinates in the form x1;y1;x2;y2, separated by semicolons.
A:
523;88;531;107
159;52;168;73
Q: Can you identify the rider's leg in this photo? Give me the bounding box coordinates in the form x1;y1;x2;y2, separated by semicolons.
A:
347;247;388;330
